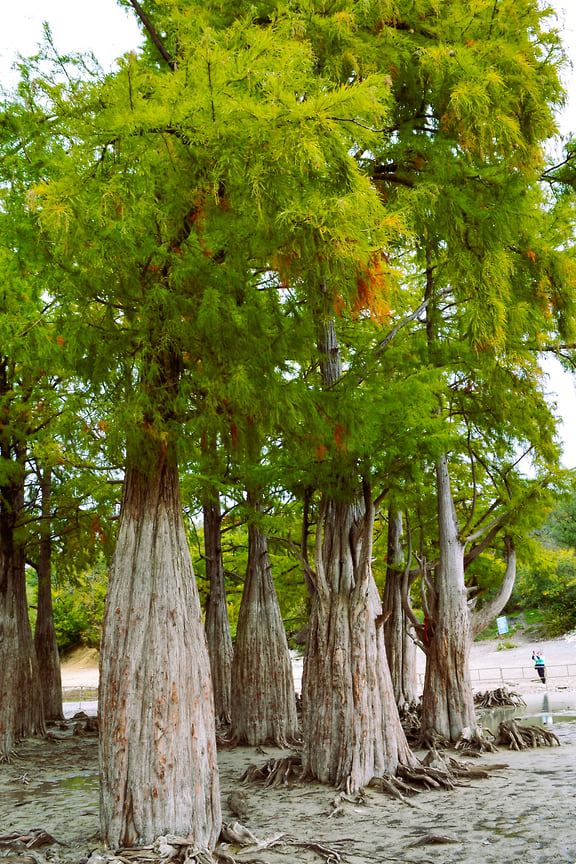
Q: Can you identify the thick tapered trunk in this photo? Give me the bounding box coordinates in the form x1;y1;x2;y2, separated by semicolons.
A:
203;498;233;725
99;444;220;849
382;511;418;709
421;454;477;741
302;496;418;792
0;461;45;756
231;506;298;746
34;468;64;722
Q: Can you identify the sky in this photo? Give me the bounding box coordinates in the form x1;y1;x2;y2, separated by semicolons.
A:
1;1;576;467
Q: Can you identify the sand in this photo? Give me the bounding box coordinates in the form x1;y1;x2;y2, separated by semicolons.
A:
1;634;576;864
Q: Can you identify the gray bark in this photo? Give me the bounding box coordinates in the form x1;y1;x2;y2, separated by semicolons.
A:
34;466;64;722
0;444;45;756
302;315;418;791
203;497;233;725
230;503;298;746
99;445;220;849
421;454;477;741
302;495;419;791
382;511;418;709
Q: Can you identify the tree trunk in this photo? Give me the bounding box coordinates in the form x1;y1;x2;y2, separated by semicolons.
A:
34;466;64;722
302;494;419;792
99;443;220;849
382;511;418;710
230;502;298;747
421;454;477;742
203;497;233;725
0;446;45;757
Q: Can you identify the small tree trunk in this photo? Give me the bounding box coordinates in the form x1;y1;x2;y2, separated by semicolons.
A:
421;454;477;741
302;494;418;792
99;442;220;849
34;466;64;722
0;448;45;756
203;497;233;725
230;501;298;747
382;511;418;709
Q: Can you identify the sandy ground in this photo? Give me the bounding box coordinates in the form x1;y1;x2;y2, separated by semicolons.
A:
1;635;576;864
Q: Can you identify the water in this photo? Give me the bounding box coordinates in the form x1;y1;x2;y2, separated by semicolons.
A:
63;700;98;718
478;692;576;743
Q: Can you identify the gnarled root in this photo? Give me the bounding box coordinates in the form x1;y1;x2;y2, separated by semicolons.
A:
399;700;423;748
494;719;560;750
415;728;450;751
474;688;526;709
368;748;509;805
239;754;303;788
454;726;497;754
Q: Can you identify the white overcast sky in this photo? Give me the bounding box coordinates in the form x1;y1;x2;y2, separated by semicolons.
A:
1;1;576;467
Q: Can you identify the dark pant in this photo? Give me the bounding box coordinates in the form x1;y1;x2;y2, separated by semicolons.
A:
536;666;546;684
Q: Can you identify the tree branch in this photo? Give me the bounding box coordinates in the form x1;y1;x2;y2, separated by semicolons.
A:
128;0;176;70
469;536;516;640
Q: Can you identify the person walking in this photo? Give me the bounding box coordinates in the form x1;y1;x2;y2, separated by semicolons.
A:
532;650;546;684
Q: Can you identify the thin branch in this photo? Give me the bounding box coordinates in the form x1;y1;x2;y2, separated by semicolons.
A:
127;0;176;70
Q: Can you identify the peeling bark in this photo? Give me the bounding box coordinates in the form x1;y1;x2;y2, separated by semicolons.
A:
99;443;220;849
231;503;298;746
203;498;233;725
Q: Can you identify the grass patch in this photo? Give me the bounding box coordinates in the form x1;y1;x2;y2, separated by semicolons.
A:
497;639;518;651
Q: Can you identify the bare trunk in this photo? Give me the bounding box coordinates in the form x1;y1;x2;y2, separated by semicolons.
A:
34;467;64;722
382;511;418;709
302;495;418;792
99;443;220;849
421;454;477;741
231;503;298;746
203;498;233;725
0;448;45;756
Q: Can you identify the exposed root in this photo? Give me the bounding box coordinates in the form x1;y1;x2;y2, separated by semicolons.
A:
216;829;346;863
454;726;497;754
494;719;560;750
368;748;508;805
398;700;423;748
239;754;303;788
219;823;259;846
421;749;508;780
0;829;67;849
367;775;420;805
328;790;366;818
415;728;450;751
408;834;458;847
114;837;221;864
0;749;19;764
474;688;526;709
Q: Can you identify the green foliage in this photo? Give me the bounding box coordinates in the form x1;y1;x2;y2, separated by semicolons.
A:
497;640;518;651
1;0;575;667
50;567;108;653
192;506;309;640
515;545;576;636
545;490;576;549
